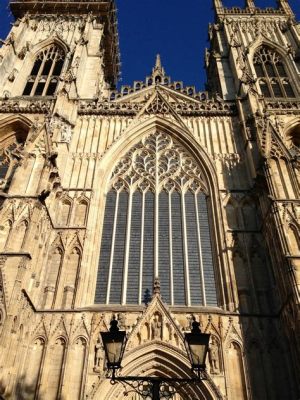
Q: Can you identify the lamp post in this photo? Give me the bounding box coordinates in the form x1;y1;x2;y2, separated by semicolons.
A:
101;316;210;400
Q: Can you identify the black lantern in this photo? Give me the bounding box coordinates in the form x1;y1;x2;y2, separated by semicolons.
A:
101;316;127;371
184;318;210;373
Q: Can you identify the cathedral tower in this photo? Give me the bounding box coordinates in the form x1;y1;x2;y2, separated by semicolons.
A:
0;0;299;398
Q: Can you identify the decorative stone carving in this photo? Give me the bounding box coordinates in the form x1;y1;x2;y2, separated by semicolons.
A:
111;132;207;193
18;42;30;60
94;338;104;373
8;69;17;83
151;313;162;340
209;336;220;374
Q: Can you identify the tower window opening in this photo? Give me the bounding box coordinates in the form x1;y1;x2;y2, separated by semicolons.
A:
22;45;65;97
254;47;296;98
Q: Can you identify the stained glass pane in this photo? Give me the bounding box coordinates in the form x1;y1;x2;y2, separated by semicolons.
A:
271;80;283;97
283;80;295;98
197;193;218;306
23;80;34;96
265;62;276;77
95;191;116;303
259;81;271;97
127;192;142;304
142;192;154;304
255;64;264;78
110;191;128;304
172;192;185;305
159;191;171;304
276;63;287;77
31;59;42;76
185;191;202;305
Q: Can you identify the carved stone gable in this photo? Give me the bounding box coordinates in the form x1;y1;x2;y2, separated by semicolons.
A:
127;295;184;351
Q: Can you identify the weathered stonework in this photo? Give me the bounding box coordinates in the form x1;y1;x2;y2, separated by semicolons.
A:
0;0;299;399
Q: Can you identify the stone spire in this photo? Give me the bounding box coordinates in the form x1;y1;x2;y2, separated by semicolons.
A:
151;54;166;83
155;54;162;70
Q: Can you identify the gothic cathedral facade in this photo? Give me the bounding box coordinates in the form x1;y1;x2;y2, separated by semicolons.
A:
0;0;299;398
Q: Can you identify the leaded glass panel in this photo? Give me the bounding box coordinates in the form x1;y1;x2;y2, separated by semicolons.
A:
95;191;116;303
94;133;218;307
109;191;128;304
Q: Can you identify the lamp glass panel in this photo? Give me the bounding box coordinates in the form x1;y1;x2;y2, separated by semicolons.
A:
189;343;206;365
106;338;123;364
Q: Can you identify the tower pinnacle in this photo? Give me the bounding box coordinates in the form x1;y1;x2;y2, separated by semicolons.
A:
277;0;294;16
151;54;166;83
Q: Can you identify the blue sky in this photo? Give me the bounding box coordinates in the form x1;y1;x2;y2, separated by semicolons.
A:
0;0;299;90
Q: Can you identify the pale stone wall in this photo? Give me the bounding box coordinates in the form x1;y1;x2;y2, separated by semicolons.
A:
0;0;299;399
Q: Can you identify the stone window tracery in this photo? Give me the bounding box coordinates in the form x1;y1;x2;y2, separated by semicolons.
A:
95;132;218;307
254;47;296;98
23;45;65;96
0;140;24;190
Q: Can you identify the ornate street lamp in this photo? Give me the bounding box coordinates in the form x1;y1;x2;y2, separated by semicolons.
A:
184;317;211;378
100;315;127;375
101;315;210;399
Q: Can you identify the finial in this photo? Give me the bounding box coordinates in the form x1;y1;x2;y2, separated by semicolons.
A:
153;277;161;296
245;0;255;8
155;54;162;70
109;315;119;332
191;316;201;334
151;54;165;82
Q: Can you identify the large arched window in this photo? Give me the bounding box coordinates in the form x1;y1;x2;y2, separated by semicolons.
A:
23;45;65;96
95;133;218;307
254;47;296;98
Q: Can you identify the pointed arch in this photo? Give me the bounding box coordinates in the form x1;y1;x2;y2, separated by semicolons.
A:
9;219;29;252
284;117;300;149
224;195;240;230
0;115;30;190
240;196;258;231
23;39;67;97
73;195;89;226
88;116;230;309
94;342;222;400
63;336;87;399
99;117;219;193
61;246;81;308
43;246;64;309
31;37;70;57
20;336;46;398
0;114;32;143
0;219;12;251
93;120;222;307
42;336;66;400
249;36;293;62
249;41;297;98
226;341;247;400
56;194;72;226
287;224;300;255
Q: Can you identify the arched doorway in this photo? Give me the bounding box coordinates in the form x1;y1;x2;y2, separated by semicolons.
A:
93;343;222;400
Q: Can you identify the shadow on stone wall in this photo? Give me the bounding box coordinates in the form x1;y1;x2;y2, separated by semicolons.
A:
0;375;45;400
